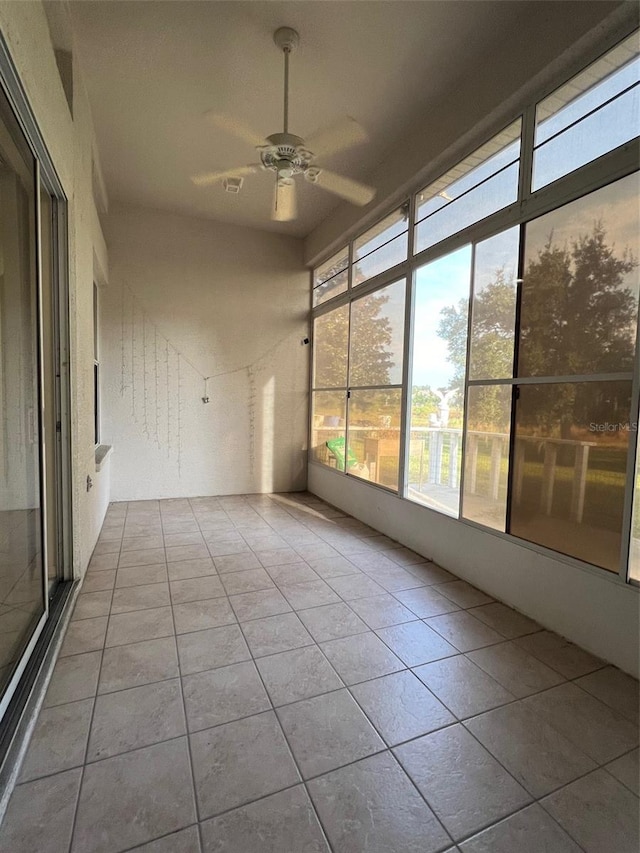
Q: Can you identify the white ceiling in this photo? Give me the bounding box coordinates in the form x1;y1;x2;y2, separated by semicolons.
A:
67;1;609;237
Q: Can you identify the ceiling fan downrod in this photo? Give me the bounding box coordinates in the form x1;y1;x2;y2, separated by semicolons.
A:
273;27;299;136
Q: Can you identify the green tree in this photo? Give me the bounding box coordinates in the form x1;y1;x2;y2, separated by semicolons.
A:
519;223;636;437
438;269;516;388
437;223;638;433
520;223;637;376
468;270;517;380
437;303;469;389
438;269;517;429
314;290;394;388
410;385;440;425
314;259;348;302
313;305;349;389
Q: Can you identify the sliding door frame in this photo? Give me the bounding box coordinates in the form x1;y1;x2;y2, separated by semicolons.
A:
0;32;73;723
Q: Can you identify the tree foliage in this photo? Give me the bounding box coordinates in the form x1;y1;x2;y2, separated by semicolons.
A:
436;223;638;434
314;260;348;303
520;223;637;376
314;290;394;388
410;386;441;425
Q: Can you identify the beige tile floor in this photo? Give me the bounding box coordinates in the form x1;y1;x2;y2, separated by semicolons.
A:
1;492;638;853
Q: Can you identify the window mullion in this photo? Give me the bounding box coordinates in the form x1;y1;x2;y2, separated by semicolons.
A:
518;103;537;206
458;243;477;519
400;192;416;500
344;299;353;475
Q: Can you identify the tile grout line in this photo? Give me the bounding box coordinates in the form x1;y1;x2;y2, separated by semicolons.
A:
448;696;635;849
229;512;457;851
9;707;627;838
64;499;130;853
243;544;584;843
293;505;629;850
230;507;338;853
184;492;288;849
600;757;640;797
452;669;632;729
118;823;201;853
165;501;204;850
235;501;508;849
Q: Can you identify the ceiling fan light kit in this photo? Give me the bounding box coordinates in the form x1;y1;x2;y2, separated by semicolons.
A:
191;26;376;221
223;176;243;193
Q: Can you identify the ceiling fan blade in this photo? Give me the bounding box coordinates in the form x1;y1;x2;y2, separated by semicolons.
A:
308;169;376;206
272;178;297;222
191;164;260;187
205;112;267;148
305;117;368;158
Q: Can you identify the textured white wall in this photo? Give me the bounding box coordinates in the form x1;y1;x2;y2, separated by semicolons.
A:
0;1;109;574
101;203;309;500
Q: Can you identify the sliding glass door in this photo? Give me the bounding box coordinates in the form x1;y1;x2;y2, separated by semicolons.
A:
0;84;46;696
0;64;68;720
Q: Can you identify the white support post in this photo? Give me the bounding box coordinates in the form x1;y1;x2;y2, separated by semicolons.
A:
467;433;478;494
571;443;590;524
541;442;558;516
490;437;503;501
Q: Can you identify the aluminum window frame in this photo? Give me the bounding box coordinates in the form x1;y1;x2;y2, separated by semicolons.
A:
309;25;640;586
310;274;408;491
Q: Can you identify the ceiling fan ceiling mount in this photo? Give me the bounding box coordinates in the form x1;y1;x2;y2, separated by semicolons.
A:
273;26;300;54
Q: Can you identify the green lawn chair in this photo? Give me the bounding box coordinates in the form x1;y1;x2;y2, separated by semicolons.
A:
326;436;358;472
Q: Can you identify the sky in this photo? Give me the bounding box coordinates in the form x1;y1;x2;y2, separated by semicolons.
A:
411;244;472;389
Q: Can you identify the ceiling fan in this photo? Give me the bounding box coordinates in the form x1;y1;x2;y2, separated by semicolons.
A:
191;27;377;222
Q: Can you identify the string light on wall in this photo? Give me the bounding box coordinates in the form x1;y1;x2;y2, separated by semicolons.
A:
177;353;183;477
165;339;171;459
132;299;139;423
120;283;126;395
142;311;149;438
129;293;135;418
118;279;296;478
154;327;160;446
247;364;256;477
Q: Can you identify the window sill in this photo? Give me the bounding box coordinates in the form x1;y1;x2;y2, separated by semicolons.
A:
94;444;112;472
